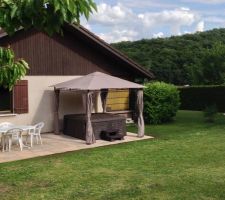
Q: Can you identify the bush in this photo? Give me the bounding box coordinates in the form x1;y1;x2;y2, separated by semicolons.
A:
179;85;225;112
144;82;180;124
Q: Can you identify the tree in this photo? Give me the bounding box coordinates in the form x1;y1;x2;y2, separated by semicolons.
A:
0;0;97;89
201;43;225;85
0;0;97;35
112;28;225;86
0;46;29;90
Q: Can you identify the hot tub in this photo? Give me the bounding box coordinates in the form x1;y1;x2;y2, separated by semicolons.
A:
63;113;126;140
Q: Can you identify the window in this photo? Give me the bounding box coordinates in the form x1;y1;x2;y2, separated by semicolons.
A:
0;80;29;114
106;89;130;111
0;87;12;113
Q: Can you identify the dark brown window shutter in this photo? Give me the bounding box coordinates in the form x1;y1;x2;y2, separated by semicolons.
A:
13;80;29;114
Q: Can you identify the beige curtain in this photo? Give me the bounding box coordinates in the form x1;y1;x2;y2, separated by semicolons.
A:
100;89;108;113
137;89;145;137
86;91;96;144
82;92;86;113
54;89;60;134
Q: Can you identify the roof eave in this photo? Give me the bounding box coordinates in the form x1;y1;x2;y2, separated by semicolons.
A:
64;24;154;79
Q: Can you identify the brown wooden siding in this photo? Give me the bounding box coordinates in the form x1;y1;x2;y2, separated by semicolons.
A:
0;29;136;80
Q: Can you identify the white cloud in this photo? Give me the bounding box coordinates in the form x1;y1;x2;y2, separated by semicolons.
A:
88;3;201;42
180;7;191;11
153;32;164;38
196;21;205;32
80;17;92;30
99;30;138;43
205;16;225;24
122;0;178;9
90;3;135;26
139;8;198;35
184;30;192;34
182;0;225;4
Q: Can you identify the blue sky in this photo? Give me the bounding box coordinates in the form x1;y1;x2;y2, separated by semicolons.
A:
81;0;225;42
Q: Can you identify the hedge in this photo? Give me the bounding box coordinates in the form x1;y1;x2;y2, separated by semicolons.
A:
144;82;180;124
178;85;225;112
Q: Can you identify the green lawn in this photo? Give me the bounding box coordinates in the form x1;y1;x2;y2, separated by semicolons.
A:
1;111;225;200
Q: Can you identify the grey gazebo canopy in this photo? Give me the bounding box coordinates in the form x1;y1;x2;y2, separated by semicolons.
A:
52;72;145;144
53;71;144;90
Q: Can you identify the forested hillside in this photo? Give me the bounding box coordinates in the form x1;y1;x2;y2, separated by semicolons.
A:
112;29;225;85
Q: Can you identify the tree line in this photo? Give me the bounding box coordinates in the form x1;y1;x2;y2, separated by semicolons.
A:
112;28;225;85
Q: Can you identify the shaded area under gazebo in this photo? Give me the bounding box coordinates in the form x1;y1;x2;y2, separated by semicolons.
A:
52;72;145;145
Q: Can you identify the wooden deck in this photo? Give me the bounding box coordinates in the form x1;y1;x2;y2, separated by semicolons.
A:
0;133;153;163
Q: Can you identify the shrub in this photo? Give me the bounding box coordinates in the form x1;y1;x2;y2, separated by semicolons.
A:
0;46;29;90
144;82;180;124
203;104;218;123
179;85;225;112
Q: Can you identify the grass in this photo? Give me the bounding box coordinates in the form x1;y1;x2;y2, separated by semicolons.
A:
0;110;225;200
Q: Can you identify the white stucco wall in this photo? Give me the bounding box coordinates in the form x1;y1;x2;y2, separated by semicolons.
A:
0;76;102;132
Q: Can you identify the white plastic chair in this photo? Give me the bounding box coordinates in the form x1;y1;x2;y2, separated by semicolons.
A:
3;128;24;152
0;122;14;152
0;122;14;128
27;122;44;147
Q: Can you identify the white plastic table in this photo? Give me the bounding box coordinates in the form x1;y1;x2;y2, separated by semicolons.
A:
0;125;35;152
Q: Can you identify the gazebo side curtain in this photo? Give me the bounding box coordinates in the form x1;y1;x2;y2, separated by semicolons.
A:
85;91;96;144
54;88;60;134
136;89;145;137
100;89;109;113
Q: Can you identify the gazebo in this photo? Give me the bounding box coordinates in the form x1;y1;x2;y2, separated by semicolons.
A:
52;72;145;145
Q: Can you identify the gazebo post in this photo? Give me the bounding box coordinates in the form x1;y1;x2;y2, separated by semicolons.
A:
137;89;145;137
85;90;96;144
54;88;60;134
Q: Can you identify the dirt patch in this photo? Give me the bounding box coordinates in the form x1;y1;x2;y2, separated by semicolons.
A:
0;183;11;193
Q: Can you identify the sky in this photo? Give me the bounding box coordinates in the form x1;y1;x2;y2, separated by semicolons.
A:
81;0;225;43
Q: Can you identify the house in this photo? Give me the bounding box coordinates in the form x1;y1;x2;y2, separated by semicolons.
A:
0;24;154;132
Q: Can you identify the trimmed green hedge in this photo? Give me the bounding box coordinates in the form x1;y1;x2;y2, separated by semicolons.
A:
179;86;225;112
144;82;180;124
